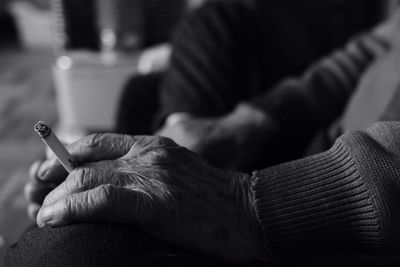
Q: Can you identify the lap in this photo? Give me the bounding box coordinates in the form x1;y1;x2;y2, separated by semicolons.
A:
6;223;398;266
4;223;232;267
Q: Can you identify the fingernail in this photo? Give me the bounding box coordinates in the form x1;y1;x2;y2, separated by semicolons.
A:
37;207;51;228
38;168;48;179
38;220;46;228
37;159;52;179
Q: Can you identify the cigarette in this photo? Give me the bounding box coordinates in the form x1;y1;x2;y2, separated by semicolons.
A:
34;121;77;173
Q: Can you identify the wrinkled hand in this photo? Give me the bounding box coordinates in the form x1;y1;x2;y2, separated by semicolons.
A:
157;104;278;171
24;134;136;220
25;159;55;220
33;134;266;262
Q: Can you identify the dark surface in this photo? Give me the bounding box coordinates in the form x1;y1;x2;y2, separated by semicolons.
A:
5;224;400;266
0;11;18;48
58;0;100;50
4;223;262;267
115;72;164;135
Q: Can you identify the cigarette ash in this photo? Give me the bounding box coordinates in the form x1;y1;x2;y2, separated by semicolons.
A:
34;121;51;138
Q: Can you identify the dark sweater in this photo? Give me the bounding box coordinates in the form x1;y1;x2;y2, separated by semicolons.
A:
158;0;385;164
253;121;400;258
159;0;381;120
159;0;400;259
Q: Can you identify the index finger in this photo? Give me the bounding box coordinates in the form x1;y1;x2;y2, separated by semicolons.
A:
37;184;153;227
38;133;139;183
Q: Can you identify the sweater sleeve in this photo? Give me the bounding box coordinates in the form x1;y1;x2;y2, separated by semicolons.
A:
156;0;256;125
249;33;389;131
251;121;400;257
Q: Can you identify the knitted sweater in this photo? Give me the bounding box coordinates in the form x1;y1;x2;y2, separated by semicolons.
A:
253;121;400;258
159;0;400;259
159;0;381;121
159;0;387;164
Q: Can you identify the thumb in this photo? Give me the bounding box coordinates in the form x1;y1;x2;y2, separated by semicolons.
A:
36;184;153;227
164;112;192;127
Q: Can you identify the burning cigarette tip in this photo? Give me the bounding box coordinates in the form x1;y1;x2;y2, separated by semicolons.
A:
34;121;51;138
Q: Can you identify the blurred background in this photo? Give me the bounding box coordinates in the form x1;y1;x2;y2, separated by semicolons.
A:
0;0;397;264
0;0;201;263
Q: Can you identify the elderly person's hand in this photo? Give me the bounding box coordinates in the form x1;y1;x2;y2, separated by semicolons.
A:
25;159;55;220
24;134;137;221
156;103;278;171
33;134;267;262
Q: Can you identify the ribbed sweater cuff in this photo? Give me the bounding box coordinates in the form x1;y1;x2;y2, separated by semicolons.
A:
251;140;382;255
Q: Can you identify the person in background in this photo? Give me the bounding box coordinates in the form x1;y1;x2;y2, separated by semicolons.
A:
9;1;400;266
117;0;386;171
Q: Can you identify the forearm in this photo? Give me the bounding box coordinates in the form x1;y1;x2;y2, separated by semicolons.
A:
250;122;400;257
249;31;389;132
156;1;255;127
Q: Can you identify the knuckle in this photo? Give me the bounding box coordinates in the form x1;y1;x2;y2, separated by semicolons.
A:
159;136;178;147
86;133;105;150
152;135;169;146
72;168;90;189
121;135;138;153
63;196;76;219
147;148;170;165
97;184;118;209
42;188;58;207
